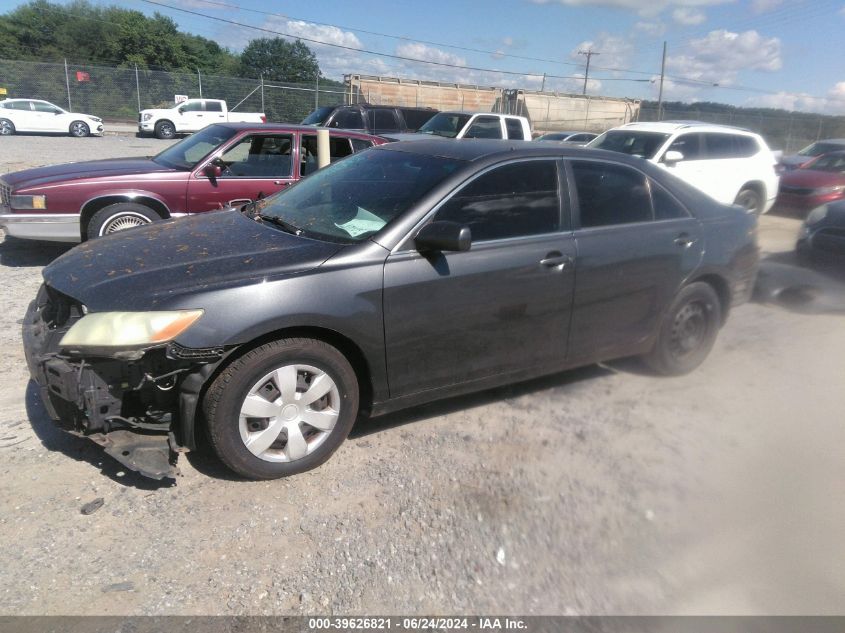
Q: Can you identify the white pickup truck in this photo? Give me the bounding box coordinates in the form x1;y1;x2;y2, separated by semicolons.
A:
138;99;266;139
384;111;532;142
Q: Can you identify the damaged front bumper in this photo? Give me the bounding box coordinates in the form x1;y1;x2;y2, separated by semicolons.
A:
22;285;220;480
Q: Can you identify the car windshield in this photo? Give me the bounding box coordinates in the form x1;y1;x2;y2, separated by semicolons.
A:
588;130;670;159
798;142;844;157
301;106;336;126
253;149;465;243
417;113;472;138
152;125;238;170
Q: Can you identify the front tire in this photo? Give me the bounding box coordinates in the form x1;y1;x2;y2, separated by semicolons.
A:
87;203;161;239
735;187;763;214
643;282;722;376
204;338;359;480
69;121;90;137
154;120;176;139
0;118;15;135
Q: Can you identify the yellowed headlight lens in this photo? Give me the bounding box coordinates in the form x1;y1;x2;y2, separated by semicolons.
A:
60;310;204;348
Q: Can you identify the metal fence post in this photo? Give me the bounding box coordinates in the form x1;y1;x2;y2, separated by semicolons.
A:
260;74;264;113
64;58;72;111
135;64;141;113
315;76;319;109
197;68;203;98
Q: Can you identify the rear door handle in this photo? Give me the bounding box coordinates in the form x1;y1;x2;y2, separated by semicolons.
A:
540;252;573;269
674;233;697;248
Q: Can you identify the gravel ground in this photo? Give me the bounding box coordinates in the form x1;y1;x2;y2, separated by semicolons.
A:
0;134;843;616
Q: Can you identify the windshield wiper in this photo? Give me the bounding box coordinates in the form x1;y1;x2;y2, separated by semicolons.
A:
256;213;302;236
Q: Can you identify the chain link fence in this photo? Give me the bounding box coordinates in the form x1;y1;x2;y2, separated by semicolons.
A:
0;58;348;124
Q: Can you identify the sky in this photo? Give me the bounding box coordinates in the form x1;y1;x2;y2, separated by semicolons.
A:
4;0;845;114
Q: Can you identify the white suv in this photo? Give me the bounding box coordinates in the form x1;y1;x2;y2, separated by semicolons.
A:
589;121;779;213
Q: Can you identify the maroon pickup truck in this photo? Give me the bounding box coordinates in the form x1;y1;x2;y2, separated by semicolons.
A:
0;123;385;242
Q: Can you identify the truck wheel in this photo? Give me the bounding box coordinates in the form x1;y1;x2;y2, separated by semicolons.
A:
87;203;161;239
642;281;722;376
0;119;15;135
154;120;176;139
204;338;359;480
69;121;90;137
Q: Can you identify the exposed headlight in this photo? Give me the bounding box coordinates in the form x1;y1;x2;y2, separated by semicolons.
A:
60;310;204;350
805;205;829;225
10;194;47;210
89;116;102;123
812;185;845;196
142;113;153;122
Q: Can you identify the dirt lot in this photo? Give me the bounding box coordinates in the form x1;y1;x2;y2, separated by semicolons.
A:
0;135;843;616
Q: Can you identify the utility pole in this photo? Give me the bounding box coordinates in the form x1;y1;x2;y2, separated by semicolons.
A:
540;73;546;92
578;49;600;95
657;41;667;121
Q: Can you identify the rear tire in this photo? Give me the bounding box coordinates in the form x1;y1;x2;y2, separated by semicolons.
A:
69;121;90;137
735;187;763;214
154;120;176;139
0;118;15;135
87;203;161;239
643;282;722;376
204;338;359;480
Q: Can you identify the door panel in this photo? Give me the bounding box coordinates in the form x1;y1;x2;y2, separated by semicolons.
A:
383;234;576;397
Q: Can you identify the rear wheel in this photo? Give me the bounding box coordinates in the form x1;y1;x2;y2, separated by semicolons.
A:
204;338;359;480
643;282;722;375
735;187;763;214
69;121;90;137
87;203;161;239
0;119;15;135
154;120;176;139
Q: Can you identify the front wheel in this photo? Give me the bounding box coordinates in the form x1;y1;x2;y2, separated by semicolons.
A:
69;121;90;137
204;338;359;480
643;282;722;376
0;118;15;135
87;203;161;239
735;187;763;214
154;120;176;139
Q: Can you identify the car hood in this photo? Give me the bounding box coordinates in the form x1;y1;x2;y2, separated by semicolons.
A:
382;132;448;142
2;158;171;190
781;169;845;188
780;154;813;168
43;210;344;311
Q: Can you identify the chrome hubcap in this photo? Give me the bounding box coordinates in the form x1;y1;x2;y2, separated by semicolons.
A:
101;213;152;235
0;122;11;134
238;364;340;463
71;123;87;136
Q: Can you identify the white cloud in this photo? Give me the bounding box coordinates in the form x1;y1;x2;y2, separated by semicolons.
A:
634;21;666;37
395;42;467;68
666;29;782;86
570;33;635;70
672;7;707;24
751;0;785;13
530;0;733;18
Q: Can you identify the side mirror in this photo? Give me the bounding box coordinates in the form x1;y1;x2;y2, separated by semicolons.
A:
203;163;223;179
663;150;684;165
415;221;471;253
178;106;186;114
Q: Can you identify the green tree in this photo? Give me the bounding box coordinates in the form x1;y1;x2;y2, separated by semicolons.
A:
239;37;320;83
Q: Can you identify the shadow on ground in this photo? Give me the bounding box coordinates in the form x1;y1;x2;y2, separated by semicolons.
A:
0;236;73;267
25;381;173;490
754;253;845;314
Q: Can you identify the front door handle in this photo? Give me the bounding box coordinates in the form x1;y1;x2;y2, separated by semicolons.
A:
674;233;697;248
540;252;573;269
228;198;252;207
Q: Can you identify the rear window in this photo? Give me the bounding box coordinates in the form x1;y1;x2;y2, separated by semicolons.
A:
590;130;670;159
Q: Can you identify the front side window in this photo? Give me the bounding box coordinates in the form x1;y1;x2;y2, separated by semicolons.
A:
180;101;203;112
369;109;398;131
571;160;652;228
589;130;670;159
434;160;560;241
505;118;527;140
417;113;472;138
302;106;335;126
328;108;365;130
464;116;503;139
216;134;293;178
400;109;436;131
152;124;238;170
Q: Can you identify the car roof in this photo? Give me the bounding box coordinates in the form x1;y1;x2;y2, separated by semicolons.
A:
212;122;379;136
436;111;523;118
373;138;652;165
811;138;845;144
614;121;756;135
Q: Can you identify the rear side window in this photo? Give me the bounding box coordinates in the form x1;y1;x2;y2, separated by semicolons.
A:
571;160;652;227
350;138;374;152
300;135;355;176
732;135;759;158
505;118;527;140
464;116;502;139
666;133;703;160
400;109;437;131
328;108;365;130
368;109;399;132
206;101;223;112
650;181;690;220
703;133;736;159
434;160;560;241
5;101;32;111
